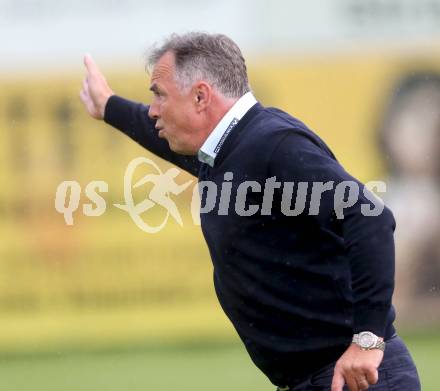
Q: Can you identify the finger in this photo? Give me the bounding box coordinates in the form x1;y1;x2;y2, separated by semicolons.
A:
345;373;359;391
82;78;89;95
79;89;89;105
365;368;379;385
84;54;100;75
80;80;90;101
357;377;369;391
331;369;345;391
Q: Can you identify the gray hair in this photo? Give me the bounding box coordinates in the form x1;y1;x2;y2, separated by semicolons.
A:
147;32;250;98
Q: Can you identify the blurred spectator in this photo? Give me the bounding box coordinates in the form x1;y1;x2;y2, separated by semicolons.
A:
378;72;440;320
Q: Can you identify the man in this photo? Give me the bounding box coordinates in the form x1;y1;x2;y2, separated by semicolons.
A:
80;32;420;390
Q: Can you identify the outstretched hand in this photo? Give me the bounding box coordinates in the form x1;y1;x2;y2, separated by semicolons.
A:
80;54;114;120
331;343;384;391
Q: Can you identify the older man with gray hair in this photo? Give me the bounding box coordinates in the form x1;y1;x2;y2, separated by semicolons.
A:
80;32;420;391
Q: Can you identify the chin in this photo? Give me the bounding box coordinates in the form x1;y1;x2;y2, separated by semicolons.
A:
169;142;197;155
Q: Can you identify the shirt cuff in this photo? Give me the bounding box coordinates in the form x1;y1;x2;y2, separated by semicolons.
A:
103;95;135;130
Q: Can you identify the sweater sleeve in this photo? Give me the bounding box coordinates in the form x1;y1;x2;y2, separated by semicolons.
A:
103;95;201;177
270;130;396;337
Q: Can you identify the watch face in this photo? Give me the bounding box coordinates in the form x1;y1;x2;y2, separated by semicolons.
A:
359;332;376;348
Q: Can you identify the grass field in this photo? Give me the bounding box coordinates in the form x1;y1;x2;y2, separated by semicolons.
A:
0;333;438;391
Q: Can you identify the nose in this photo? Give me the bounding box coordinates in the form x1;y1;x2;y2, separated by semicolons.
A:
148;102;160;120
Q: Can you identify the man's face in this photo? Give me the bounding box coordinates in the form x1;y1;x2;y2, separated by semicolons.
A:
148;51;203;155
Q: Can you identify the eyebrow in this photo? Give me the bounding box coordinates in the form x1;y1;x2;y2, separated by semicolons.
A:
149;83;159;93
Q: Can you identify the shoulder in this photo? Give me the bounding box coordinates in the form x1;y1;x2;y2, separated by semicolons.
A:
246;105;336;161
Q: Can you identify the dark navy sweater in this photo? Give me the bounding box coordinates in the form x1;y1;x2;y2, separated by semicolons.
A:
104;96;396;386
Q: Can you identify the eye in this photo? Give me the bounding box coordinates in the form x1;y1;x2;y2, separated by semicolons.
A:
154;90;166;99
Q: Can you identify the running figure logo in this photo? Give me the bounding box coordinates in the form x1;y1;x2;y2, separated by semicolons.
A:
114;157;193;233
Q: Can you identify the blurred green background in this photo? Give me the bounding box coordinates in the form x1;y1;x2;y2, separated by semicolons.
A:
1;1;440;390
0;343;271;391
0;333;439;390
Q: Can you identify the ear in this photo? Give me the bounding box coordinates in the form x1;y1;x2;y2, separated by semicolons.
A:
193;82;212;112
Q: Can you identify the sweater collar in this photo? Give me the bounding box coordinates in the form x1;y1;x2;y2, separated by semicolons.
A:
198;92;257;167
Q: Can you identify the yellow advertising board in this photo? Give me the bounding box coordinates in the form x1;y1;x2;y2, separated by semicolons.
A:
0;51;439;353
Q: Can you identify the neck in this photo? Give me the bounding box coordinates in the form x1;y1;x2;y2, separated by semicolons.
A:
203;95;239;139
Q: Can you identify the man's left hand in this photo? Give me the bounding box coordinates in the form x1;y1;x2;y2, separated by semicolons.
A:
331;343;384;391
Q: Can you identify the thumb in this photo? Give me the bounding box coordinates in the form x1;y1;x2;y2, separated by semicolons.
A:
331;368;345;391
84;54;100;75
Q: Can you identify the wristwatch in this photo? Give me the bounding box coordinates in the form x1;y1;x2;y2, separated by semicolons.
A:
352;331;385;351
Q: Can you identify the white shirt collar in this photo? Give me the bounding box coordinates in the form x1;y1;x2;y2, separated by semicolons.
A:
198;91;257;167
